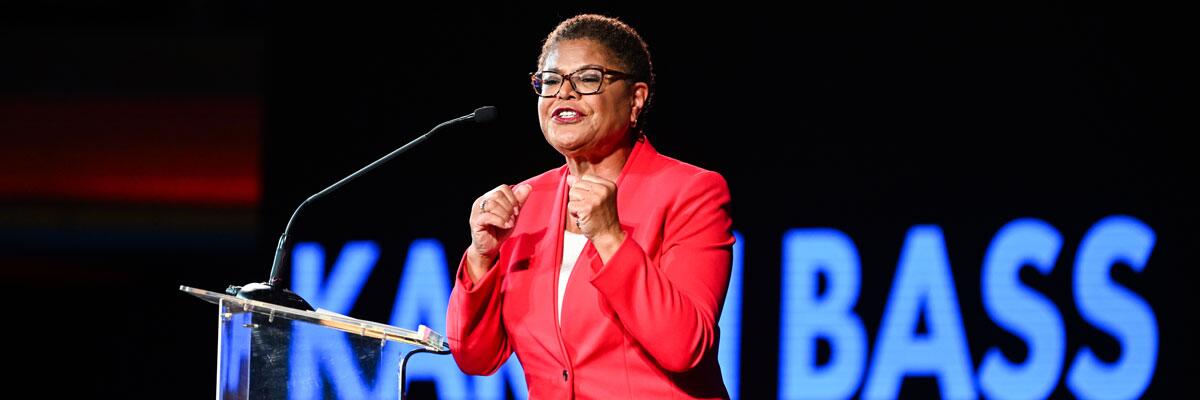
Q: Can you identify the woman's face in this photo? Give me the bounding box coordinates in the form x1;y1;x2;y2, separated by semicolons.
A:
537;40;647;159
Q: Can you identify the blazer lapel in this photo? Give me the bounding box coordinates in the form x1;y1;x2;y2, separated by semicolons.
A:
546;137;657;358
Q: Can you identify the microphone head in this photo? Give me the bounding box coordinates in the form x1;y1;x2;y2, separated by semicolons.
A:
472;106;498;123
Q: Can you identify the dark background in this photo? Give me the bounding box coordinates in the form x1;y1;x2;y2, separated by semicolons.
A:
1;1;1193;398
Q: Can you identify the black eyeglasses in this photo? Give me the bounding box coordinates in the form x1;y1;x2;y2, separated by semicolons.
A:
530;67;633;97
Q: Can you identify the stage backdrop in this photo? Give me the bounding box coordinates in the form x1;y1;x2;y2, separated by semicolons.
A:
256;4;1193;399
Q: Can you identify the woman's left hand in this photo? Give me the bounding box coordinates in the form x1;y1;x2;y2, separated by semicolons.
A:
567;174;626;259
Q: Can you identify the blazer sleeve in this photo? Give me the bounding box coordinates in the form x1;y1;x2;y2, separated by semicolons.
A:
446;249;512;375
585;170;735;373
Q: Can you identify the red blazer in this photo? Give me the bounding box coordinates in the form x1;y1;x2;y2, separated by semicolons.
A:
446;137;734;399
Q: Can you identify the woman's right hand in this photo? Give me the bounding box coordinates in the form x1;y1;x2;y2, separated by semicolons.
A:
466;183;532;281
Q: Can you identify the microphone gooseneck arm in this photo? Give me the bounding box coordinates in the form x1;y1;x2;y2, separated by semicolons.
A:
267;112;478;286
230;106;496;309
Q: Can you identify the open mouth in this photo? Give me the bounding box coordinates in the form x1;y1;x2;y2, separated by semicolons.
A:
552;107;583;123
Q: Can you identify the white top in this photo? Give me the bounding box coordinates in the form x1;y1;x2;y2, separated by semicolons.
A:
558;230;588;323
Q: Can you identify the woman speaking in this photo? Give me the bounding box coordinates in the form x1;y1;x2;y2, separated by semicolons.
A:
446;14;735;399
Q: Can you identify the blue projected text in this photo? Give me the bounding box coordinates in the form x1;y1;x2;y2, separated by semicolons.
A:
778;216;1157;399
283;215;1156;399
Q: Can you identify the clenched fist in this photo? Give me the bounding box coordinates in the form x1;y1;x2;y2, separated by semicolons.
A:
466;183;532;281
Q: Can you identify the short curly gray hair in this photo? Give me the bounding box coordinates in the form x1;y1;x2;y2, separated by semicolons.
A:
537;14;655;135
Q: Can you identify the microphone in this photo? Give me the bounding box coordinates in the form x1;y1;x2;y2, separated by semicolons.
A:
472;105;498;124
228;106;498;310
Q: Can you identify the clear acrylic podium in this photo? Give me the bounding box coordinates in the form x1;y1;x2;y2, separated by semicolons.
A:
181;285;449;399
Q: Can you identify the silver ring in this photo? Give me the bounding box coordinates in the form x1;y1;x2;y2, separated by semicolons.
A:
576;218;583;230
480;199;487;212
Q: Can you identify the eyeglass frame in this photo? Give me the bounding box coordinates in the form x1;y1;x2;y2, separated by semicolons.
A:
529;66;635;97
